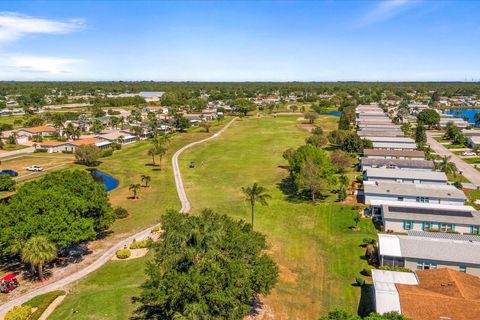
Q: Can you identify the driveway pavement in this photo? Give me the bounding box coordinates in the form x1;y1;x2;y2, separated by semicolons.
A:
427;132;480;188
0;147;35;159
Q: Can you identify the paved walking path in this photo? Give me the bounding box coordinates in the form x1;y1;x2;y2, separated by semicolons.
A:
0;147;35;159
172;118;237;213
427;132;480;188
0;118;237;315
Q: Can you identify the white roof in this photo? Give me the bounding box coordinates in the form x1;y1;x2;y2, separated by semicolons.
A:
365;168;448;182
365;137;415;143
378;234;402;257
372;269;418;315
372;142;417;150
469;136;480;144
369;199;474;211
95;141;112;147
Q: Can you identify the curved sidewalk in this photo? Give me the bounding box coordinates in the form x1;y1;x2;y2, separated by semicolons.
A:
172;118;237;213
0;118;236;315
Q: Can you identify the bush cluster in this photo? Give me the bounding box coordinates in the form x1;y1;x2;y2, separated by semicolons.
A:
116;248;131;259
114;206;129;219
129;238;153;249
33;148;47;153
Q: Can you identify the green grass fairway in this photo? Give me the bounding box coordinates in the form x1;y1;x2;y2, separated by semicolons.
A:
179;115;376;318
49;115;375;319
49;254;150;320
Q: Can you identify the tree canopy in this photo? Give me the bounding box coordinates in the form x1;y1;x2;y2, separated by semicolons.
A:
133;209;279;320
417;109;440;128
0;170;114;253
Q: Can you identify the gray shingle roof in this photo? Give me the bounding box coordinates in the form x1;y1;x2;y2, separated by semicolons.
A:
360;158;435;170
364;181;465;199
365;168;448;182
382;204;480;225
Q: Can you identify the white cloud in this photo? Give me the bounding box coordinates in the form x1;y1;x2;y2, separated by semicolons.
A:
357;0;419;26
0;55;83;74
0;12;84;42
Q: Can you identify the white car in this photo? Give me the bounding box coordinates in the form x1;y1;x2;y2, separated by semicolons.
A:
26;165;44;172
462;151;476;156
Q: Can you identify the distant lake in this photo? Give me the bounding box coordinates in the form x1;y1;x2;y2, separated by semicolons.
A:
89;169;119;192
448;109;480;125
318;111;341;117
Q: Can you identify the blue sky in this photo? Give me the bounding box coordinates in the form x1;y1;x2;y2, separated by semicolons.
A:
0;0;479;81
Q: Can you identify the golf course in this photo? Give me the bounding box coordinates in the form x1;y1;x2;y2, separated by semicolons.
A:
48;115;377;319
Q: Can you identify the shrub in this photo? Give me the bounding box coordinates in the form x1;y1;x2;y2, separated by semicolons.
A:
34;148;47;153
0;175;15;191
116;248;131;259
99;148;114;158
355;277;365;287
356;175;363;182
130;238;153;249
25;290;66;320
378;265;412;273
114;206;129;219
61;150;73;154
5;305;30;320
151;225;162;234
360;267;372;277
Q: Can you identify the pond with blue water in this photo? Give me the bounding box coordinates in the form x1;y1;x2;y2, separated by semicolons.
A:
448;109;480;126
317;111;341;116
89;169;119;192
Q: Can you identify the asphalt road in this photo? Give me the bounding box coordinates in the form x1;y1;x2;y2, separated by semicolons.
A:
0;117;237;315
427;132;480;188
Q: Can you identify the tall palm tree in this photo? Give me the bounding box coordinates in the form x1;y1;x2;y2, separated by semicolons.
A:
21;236;57;281
437;155;457;176
241;183;271;228
141;174;151;187
148;147;157;165
129;183;141;199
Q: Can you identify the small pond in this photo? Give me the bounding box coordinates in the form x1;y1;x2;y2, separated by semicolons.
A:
317;111;341;116
448;109;480;126
89;169;119;192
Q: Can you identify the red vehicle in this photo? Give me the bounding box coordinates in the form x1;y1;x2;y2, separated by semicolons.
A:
0;274;19;293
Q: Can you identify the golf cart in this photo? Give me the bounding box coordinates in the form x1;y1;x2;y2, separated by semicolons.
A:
0;273;19;293
189;160;195;168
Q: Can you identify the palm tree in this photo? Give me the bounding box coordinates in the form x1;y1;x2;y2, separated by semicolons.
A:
241;183;271;228
21;236;57;281
129;183;141;199
437;155;457;176
141;174;151;187
148;147;157;165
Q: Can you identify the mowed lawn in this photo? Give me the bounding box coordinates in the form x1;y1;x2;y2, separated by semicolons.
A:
48;253;151;320
180;115;377;318
49;115;375;319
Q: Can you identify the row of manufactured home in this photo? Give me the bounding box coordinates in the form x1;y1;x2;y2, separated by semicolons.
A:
356;104;480;277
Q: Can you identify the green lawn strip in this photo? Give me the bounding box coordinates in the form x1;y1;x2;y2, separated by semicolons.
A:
464;157;480;164
22;290;66;320
444;144;468;149
180;115;375;317
48;254;150;320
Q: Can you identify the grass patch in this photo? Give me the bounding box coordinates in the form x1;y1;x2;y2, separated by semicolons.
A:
464;157;480;164
49;115;373;319
444;144;468;149
48;254;150;320
2;144;29;151
180;115;376;317
23;290;66;320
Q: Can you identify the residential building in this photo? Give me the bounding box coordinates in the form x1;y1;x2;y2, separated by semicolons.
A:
360;158;434;171
363;149;425;160
364;181;466;207
363;168;448;185
371;142;418;150
377;202;478;234
378;232;480;276
17;126;57;137
373;268;480;319
96;130;138;144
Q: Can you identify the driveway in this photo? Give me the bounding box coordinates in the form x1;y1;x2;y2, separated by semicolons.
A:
427;132;480;188
0;118;237;315
0;147;35;159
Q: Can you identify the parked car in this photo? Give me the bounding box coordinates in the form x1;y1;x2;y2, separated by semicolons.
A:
0;169;18;177
0;274;19;293
26;165;43;172
462;151;476;156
